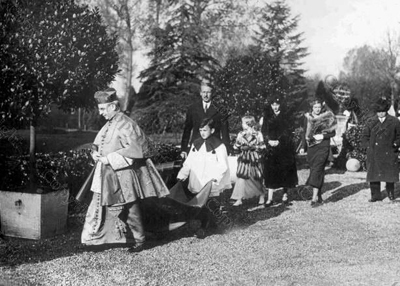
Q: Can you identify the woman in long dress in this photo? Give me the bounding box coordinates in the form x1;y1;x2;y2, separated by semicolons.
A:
300;98;336;206
262;96;298;206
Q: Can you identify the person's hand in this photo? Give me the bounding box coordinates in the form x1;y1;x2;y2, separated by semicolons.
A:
91;151;101;162
180;151;187;159
299;148;305;154
313;134;324;141
347;123;356;129
268;140;278;147
241;146;250;151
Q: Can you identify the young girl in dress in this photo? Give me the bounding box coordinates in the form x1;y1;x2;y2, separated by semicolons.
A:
230;115;266;206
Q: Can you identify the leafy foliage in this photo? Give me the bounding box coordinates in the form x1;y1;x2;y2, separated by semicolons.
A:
1;142;181;193
145;141;181;164
334;125;367;171
339;45;393;116
0;150;93;194
254;0;308;81
213;46;286;128
0;0;119;125
137;1;221;133
213;0;308;130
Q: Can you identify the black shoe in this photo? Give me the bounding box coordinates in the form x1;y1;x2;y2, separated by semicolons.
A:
128;244;145;253
317;197;323;204
387;191;395;201
368;198;382;203
194;228;206;239
310;200;322;207
265;200;274;207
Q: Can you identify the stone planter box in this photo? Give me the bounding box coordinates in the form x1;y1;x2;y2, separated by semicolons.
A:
0;189;69;240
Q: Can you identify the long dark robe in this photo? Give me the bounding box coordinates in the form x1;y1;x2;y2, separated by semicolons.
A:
262;108;298;189
306;141;331;189
301;114;336;189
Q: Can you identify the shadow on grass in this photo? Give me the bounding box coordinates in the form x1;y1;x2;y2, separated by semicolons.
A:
0;216;194;267
0;195;287;268
324;182;369;203
5;180;366;267
325;167;347;175
0;219;89;268
217;189;287;231
290;181;342;202
141;189;288;249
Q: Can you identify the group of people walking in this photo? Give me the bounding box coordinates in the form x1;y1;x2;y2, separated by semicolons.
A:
81;81;400;252
178;81;335;213
230;96;299;209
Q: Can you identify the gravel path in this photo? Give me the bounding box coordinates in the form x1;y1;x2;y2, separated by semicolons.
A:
1;168;400;286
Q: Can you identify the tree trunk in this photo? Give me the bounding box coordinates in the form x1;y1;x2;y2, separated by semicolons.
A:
29;121;37;190
123;2;133;112
78;107;82;131
126;41;133;111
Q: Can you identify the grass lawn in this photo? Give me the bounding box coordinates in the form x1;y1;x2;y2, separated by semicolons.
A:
1;167;400;286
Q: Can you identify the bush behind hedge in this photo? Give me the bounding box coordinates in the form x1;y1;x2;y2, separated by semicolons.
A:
0;150;93;195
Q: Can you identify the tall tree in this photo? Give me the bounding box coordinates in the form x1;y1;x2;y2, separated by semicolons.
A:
78;0;153;108
214;45;284;129
340;44;392;117
253;0;308;105
137;0;220;133
0;0;119;187
214;0;308;130
372;32;400;107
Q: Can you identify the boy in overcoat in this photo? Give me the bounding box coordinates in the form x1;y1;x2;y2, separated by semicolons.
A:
362;97;400;202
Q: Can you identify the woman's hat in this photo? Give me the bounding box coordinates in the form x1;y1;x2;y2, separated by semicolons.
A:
94;88;119;104
269;95;282;104
374;97;390;112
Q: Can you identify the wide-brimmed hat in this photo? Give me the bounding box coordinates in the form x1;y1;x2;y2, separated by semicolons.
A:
373;97;390;112
94;88;118;104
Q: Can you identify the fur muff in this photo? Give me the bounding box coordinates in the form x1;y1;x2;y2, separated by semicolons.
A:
305;111;337;147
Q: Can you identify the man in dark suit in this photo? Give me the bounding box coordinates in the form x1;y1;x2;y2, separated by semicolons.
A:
362;97;400;202
180;81;231;158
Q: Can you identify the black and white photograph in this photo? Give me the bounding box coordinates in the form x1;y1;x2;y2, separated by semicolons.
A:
1;0;400;285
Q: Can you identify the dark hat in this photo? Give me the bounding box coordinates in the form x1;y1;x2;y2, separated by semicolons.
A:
374;97;390;112
269;95;283;104
94;88;118;104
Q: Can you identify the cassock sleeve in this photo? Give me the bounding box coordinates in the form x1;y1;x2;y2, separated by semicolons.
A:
212;144;229;186
177;144;195;180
